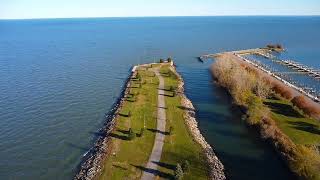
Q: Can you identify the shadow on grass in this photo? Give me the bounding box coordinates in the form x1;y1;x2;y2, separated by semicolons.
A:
131;164;173;179
177;105;195;111
109;133;128;140
264;101;303;118
288;121;320;135
152;161;176;170
157;87;174;92
117;129;129;135
109;128;130;140
159;93;175;97
147;128;168;135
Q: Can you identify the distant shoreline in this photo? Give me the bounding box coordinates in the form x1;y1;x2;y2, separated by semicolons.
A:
1;15;320;21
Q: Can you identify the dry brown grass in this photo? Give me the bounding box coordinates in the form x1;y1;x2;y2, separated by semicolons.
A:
291;96;320;118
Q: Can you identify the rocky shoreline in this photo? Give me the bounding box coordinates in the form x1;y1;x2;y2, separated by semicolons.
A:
170;66;226;180
74;70;136;180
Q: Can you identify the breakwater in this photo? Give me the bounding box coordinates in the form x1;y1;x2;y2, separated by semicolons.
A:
74;69;136;180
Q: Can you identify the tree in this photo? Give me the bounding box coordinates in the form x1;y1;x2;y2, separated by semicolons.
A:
174;163;184;180
182;160;190;172
160;59;164;63
128;128;136;140
167;57;172;62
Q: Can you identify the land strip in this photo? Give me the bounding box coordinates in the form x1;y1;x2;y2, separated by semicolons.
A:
81;61;226;180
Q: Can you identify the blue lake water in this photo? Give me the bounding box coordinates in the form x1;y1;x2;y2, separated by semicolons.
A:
0;16;319;179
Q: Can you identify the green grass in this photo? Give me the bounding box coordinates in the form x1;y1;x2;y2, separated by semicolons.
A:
99;64;209;180
99;67;159;179
158;65;209;180
264;98;320;146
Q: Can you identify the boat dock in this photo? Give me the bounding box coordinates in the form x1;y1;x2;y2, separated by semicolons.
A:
282;60;320;79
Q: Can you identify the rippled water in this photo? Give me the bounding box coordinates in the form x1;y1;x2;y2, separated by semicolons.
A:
0;17;319;179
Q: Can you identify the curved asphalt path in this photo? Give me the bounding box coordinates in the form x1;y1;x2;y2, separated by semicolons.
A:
141;68;167;180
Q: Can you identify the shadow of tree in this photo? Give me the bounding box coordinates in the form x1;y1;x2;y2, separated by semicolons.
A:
117;129;129;135
159;93;175;97
109;133;128;140
264;101;303;118
152;161;176;170
287;121;320;135
147;128;168;135
177;105;195;111
131;164;173;179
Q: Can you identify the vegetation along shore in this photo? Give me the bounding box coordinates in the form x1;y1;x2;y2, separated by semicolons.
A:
211;52;320;180
75;59;225;180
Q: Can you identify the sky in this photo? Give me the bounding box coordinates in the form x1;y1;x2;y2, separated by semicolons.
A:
1;0;320;19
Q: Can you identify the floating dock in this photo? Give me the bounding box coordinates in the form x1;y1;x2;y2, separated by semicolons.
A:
282;60;320;79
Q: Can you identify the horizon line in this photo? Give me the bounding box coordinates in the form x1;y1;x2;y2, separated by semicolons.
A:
1;15;320;20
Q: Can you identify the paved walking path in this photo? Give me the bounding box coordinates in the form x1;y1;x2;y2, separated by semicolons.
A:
141;68;167;180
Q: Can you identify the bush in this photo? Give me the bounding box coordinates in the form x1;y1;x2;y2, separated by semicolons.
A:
128;128;136;140
272;83;294;100
160;59;164;63
182;160;190;172
167;57;172;62
246;96;268;125
174;164;184;180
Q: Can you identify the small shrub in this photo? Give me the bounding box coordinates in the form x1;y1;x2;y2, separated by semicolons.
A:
160;59;164;63
272;83;294;100
167;57;172;62
174;163;184;180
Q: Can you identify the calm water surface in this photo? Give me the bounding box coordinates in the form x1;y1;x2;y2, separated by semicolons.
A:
0;17;319;179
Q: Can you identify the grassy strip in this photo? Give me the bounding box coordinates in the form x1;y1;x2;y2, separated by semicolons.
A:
264;98;320;145
158;65;209;180
99;64;209;180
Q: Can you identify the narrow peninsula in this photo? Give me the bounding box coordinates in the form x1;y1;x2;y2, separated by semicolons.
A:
75;60;225;180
